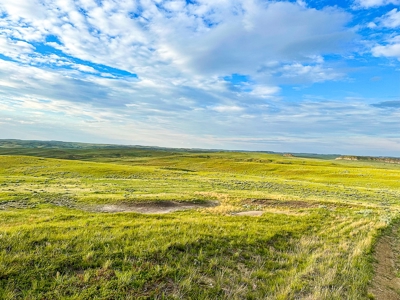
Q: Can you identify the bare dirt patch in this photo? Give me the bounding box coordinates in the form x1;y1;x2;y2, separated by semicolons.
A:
369;225;400;300
95;200;219;214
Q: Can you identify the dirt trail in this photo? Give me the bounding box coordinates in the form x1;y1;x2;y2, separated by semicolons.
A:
369;224;400;300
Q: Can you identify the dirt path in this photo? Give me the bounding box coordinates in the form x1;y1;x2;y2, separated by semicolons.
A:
369;224;400;300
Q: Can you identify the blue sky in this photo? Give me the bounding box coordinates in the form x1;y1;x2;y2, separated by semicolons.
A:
0;0;399;155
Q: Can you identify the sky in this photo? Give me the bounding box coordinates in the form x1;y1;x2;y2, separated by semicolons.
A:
0;0;399;156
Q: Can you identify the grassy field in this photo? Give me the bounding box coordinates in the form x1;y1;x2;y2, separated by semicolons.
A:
1;145;400;299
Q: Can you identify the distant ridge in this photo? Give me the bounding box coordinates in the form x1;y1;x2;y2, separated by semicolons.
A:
0;139;341;159
336;155;400;164
0;139;122;149
0;139;218;152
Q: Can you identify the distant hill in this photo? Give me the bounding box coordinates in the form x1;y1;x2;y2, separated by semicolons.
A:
0;139;224;159
0;139;213;152
290;153;342;160
0;139;137;149
0;139;342;160
336;155;400;164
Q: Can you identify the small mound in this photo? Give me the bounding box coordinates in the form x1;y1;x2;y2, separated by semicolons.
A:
97;200;218;214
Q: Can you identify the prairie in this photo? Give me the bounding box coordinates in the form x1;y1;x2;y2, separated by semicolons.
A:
1;145;399;299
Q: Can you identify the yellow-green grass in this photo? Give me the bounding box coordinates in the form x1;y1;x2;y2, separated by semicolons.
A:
0;150;399;299
0;205;388;299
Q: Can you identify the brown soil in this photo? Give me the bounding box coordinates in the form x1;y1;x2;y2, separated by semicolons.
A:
369;225;400;300
95;200;219;214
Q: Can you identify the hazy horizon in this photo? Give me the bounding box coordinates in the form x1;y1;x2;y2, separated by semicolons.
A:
4;137;399;158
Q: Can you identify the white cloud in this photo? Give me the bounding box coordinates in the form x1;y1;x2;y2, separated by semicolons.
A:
0;34;35;60
0;0;353;83
354;0;400;8
277;63;344;83
380;9;400;28
1;56;399;156
71;64;99;73
164;2;353;76
211;105;244;113
2;0;396;156
249;86;281;99
369;9;400;59
372;35;400;59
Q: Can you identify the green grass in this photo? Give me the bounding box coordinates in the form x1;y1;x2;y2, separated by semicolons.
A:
1;147;399;299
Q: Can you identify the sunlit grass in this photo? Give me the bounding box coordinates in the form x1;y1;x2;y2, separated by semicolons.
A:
1;149;399;299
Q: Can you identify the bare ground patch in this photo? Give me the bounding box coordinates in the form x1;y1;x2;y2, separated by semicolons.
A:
95;200;219;214
369;225;400;300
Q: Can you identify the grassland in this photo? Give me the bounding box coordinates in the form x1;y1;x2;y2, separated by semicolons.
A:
1;144;400;299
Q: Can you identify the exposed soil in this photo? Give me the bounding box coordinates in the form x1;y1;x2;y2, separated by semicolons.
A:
369;225;400;300
95;200;219;214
